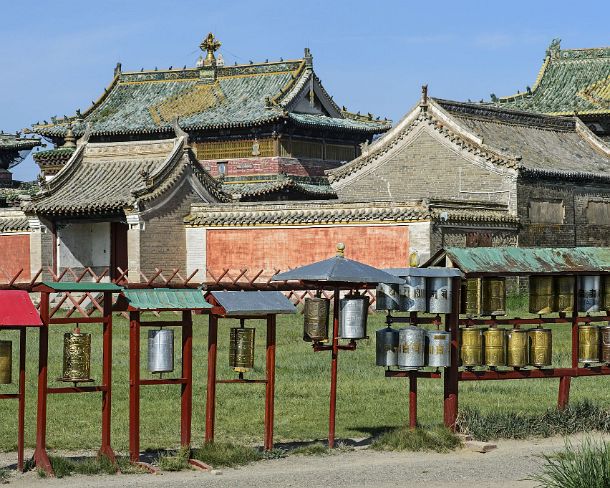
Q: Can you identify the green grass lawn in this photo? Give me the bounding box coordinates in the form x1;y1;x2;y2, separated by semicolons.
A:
0;302;609;452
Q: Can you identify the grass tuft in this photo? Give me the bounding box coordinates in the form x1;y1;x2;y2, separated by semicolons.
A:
192;442;263;468
457;400;610;441
46;454;118;478
0;468;9;484
290;442;330;456
531;438;610;488
371;426;461;452
157;446;191;471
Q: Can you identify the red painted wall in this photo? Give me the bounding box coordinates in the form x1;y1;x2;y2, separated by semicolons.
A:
206;225;409;277
0;234;30;281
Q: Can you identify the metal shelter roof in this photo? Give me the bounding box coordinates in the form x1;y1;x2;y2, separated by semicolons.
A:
426;247;610;277
272;245;405;286
117;288;212;311
0;291;43;327
384;267;463;278
210;291;296;317
36;282;123;292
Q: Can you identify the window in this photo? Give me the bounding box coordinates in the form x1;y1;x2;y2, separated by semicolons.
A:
217;162;227;177
586;201;610;225
528;200;564;224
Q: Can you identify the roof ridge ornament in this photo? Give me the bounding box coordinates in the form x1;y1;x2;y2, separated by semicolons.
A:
304;47;313;67
546;38;561;58
421;84;429;110
200;32;221;66
336;242;345;258
62;123;76;149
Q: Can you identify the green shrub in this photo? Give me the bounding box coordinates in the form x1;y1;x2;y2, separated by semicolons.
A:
191;442;262;468
371;426;461;452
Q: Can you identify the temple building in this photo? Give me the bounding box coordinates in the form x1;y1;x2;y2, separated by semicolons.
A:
0;131;40;189
493;40;610;142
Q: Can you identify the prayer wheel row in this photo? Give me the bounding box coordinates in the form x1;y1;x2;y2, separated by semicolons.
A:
578;324;610;364
461;278;506;317
375;326;451;369
460;327;553;368
376;276;454;314
529;275;610;314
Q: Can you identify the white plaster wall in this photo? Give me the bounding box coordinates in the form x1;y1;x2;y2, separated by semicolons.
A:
185;226;206;284
57;222;111;269
407;221;431;266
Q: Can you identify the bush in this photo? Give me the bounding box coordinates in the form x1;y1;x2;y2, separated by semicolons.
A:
191;442;262;468
371;426;461;452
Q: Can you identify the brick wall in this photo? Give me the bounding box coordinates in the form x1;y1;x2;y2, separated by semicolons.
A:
204;225;410;277
200;156;338;178
0;234;30;280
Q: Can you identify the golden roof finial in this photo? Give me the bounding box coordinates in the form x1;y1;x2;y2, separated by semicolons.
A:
336;242;345;257
200;32;221;66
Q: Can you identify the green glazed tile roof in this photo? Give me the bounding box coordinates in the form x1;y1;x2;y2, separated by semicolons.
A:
32;58;388;138
39;281;122;292
288;113;390;133
495;40;610;116
221;174;336;199
120;288;211;310
33;147;75;165
0;132;40;152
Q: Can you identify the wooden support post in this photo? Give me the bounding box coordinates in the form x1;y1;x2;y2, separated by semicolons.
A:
264;314;277;450
17;328;26;472
181;311;193;448
99;292;115;463
129;311;141;463
409;371;417;430
205;315;218;444
328;290;340;449
443;277;461;430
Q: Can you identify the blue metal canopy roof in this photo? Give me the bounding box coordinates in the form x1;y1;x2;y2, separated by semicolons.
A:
210;291;296;316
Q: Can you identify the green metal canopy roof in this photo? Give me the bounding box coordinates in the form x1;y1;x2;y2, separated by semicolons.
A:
428;247;610;277
38;281;123;292
118;288;212;311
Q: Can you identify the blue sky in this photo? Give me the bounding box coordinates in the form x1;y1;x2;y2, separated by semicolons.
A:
2;0;609;180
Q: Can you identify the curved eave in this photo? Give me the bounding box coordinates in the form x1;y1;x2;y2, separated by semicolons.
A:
288;116;390;134
519;167;610;184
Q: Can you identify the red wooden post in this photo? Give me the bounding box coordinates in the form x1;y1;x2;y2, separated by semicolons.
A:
99;292;115;462
205;314;218;444
264;314;277;450
33;291;52;475
409;371;417;430
17;328;26;471
129;311;141;463
181;311;193;448
559;278;579;409
443;277;461;430
328;289;340;448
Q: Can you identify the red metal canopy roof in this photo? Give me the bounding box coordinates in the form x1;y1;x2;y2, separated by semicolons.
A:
0;291;43;327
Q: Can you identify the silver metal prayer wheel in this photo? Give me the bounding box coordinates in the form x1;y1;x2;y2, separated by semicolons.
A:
147;329;174;374
528;328;552;367
578;324;600;364
339;294;369;340
397;326;425;370
61;328;92;382
376;284;400;311
555;276;575;313
229;327;255;373
376;326;399;367
427;277;452;314
480;278;506;316
529;276;555;314
0;340;12;384
426;330;451;368
303;297;330;342
399;275;426;312
460;327;484;367
578;275;601;313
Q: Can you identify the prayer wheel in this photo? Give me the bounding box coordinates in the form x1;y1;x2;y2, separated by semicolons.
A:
427;277;452;314
339;293;369;340
460;327;484;368
480;278;506;316
61;328;92;382
507;329;529;368
578;275;601;313
528;328;552;367
483;328;506;367
555;276;575;313
0;341;12;384
229;327;255;373
397;326;425;370
426;330;451;368
376;326;399;367
578;325;600;364
529;276;555;314
303;297;330;342
603;276;610;311
462;279;480;317
147;329;174;374
600;326;610;364
399;275;426;312
376;284;400;311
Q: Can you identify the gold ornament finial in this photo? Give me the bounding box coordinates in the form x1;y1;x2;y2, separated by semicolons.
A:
200;32;221;65
336;242;345;257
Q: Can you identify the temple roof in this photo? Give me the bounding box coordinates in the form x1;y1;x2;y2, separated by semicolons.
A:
0;209;29;233
329;93;610;185
31;36;389;139
494;40;610;116
0;132;40;152
220;174;336;199
27;136;229;216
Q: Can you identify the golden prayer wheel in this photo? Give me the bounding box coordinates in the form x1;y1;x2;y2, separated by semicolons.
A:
481;278;506;316
303;297;330;342
600;326;610;364
229;327;255;373
555;276;575;313
603;276;610;311
483;328;506;367
578;325;600;364
529;276;555;314
0;340;12;384
460;327;484;368
528;328;552;367
462;279;480;317
61;328;92;382
507;329;529;368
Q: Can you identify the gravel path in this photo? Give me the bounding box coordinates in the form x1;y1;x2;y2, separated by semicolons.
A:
2;434;603;487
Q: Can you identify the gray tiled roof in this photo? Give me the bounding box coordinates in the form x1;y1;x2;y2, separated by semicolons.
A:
221;174;336;199
0;133;40;152
0;210;29;233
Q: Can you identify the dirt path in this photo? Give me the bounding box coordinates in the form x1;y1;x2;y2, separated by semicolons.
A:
2;434;603;487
